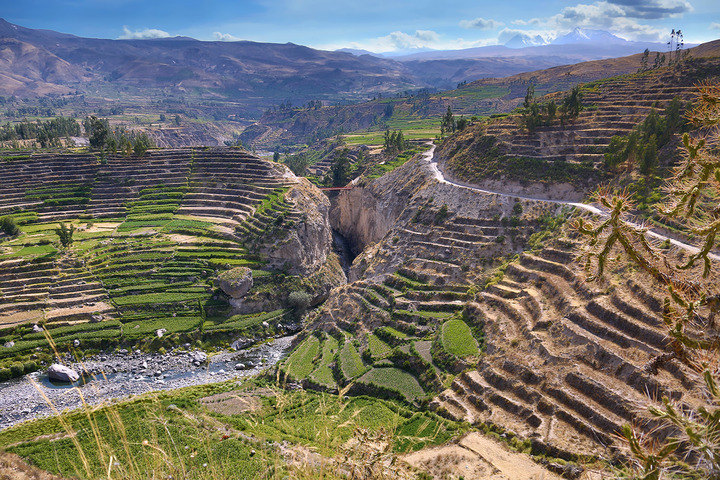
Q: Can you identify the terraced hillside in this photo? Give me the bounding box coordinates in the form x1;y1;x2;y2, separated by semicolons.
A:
438;56;720;196
431;232;706;458
282;150;710;460
0;148;342;376
281;154;559;402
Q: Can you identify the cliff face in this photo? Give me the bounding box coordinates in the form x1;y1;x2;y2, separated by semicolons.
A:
329;158;430;257
271;177;334;276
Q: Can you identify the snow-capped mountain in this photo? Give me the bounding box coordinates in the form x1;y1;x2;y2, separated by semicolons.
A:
551;28;628;45
504;33;548;49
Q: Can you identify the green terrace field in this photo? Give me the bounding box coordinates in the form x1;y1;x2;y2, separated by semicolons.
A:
279;268;484;404
0;379;466;479
0;148;315;378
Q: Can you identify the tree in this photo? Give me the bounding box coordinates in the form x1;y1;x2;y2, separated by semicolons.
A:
85;116;109;149
576;81;720;479
523;84;535;109
287;291;312;321
639;48;650;72
546;100;557;122
441;106;456;134
133;133;152;156
273;151;280;162
173;115;181;126
284;152;311;176
561;86;583;121
638;133;658;175
0;216;19;236
331;150;351;187
456;116;468;131
55;222;75;248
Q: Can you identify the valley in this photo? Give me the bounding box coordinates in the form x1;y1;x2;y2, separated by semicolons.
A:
0;11;719;480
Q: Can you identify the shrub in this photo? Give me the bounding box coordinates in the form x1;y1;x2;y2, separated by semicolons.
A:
22;360;38;373
55;222;75;247
9;363;23;377
0;216;19;236
287;290;312;320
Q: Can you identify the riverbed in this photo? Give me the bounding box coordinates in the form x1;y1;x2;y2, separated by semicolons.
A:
0;335;295;431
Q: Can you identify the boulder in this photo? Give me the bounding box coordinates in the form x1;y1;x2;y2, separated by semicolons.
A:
156;328;167;338
189;351;208;364
48;364;80;383
32;324;43;333
216;267;253;299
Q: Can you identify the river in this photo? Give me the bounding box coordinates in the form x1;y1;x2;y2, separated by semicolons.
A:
0;335;294;431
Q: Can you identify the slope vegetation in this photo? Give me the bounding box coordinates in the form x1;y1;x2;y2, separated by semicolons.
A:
0;147;342;375
437;55;720;197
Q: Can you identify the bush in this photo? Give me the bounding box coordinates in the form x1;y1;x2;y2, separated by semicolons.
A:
9;363;23;377
0;216;19;236
287;291;312;320
55;222;75;247
22;360;38;373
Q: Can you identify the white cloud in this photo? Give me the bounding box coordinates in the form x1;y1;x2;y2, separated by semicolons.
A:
118;26;171;40
711;22;720;31
459;17;504;30
213;32;241;41
314;29;496;53
521;1;678;42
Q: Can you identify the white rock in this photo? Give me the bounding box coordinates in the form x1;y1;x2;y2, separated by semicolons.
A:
156;328;167;338
189;351;207;364
73;339;80;347
48;364;80;382
32;324;43;333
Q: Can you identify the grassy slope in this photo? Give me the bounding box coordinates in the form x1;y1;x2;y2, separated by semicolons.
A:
0;380;465;479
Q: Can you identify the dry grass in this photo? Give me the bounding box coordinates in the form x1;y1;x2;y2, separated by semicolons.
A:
0;452;70;480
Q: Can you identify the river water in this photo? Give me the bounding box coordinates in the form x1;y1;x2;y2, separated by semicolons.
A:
0;335;295;431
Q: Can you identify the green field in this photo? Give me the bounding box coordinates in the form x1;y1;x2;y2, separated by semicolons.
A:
339;342;368;380
284;335;320;380
441;318;479;357
358;367;426;402
0;380;465;479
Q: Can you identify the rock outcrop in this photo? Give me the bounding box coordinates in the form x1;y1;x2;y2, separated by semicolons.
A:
217;267;254;299
257;174;333;276
330;157;429;257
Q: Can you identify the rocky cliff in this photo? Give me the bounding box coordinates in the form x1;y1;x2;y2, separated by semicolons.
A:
260;172;335;276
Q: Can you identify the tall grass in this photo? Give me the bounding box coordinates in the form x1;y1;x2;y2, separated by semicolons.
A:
1;328;456;479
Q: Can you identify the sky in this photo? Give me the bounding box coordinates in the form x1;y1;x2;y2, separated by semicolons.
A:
2;0;719;52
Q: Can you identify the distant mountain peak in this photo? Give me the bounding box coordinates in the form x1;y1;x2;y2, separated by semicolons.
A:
504;33;547;49
551;28;627;45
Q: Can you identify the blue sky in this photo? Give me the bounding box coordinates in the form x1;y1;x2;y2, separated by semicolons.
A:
2;0;719;51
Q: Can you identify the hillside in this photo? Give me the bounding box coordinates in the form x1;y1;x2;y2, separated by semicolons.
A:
436;54;720;198
241;39;720;149
0;148;344;381
0;19;422;117
279;148;711;460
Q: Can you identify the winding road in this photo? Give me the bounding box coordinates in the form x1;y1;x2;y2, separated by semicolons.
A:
422;144;719;261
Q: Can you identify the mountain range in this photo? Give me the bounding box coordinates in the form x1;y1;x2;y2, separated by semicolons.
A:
0;20;694;117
